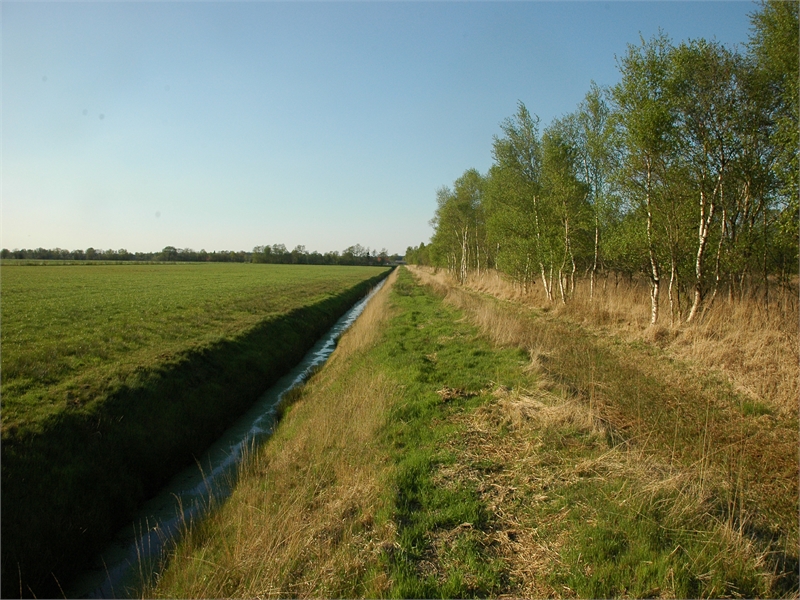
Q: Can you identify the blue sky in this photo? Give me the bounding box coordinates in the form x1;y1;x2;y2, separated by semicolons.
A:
3;1;755;256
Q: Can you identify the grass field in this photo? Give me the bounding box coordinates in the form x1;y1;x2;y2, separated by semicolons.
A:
1;262;389;598
149;266;797;598
2;263;384;432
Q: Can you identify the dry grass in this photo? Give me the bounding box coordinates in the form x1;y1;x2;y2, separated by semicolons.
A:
424;267;799;419
409;265;798;597
400;385;572;597
411;267;797;508
149;269;401;598
435;362;786;598
150;266;796;597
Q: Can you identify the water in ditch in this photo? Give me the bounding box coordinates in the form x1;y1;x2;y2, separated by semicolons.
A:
68;277;388;598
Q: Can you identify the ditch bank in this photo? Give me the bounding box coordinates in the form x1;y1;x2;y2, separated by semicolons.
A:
1;269;390;599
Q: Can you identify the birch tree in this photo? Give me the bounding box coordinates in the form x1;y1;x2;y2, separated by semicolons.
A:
670;40;744;320
429;171;486;283
486;102;550;295
542;118;592;302
612;33;675;324
574;83;618;300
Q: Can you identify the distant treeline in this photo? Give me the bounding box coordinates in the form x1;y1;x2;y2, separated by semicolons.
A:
2;243;400;266
407;2;798;324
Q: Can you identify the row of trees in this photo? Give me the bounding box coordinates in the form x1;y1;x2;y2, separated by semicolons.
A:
407;1;797;324
1;247;161;261
2;244;398;266
251;243;393;266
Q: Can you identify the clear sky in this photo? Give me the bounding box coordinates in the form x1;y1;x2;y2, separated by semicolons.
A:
3;1;756;256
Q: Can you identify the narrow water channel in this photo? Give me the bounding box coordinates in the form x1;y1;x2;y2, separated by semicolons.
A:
68;278;388;598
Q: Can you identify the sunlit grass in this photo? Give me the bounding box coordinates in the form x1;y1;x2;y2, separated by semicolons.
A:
148;268;403;598
376;269;529;598
1;263;388;598
413;265;798;597
1;263;384;431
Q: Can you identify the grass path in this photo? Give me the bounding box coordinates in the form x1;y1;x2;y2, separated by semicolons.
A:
151;267;797;598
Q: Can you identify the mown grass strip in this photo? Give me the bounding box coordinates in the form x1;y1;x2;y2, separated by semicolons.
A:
1;267;388;599
374;270;531;598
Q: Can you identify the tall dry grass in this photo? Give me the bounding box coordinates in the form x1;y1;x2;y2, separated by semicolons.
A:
409;265;798;595
420;267;798;418
460;384;781;597
412;266;797;509
149;269;400;598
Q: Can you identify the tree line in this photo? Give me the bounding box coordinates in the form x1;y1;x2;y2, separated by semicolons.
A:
2;243;398;266
407;1;797;324
251;243;394;266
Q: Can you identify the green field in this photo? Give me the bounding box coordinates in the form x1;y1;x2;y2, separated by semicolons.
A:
2;263;384;431
1;262;389;598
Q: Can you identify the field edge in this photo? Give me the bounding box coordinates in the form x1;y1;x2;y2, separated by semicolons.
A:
1;268;390;599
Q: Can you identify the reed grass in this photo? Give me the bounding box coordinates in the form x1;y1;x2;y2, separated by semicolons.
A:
459;267;798;418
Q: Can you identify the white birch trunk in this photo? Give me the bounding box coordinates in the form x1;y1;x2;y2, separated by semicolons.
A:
645;161;660;325
686;174;719;322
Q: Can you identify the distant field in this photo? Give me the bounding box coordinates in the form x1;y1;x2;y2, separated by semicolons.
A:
0;259;160;266
1;263;385;431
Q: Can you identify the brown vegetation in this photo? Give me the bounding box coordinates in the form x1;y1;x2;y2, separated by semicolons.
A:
411;265;798;594
441;267;797;418
150;268;400;598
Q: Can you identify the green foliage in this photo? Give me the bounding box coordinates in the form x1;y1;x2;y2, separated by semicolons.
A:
428;170;490;281
2;243;394;266
485;103;546;289
542;118;593;285
405;242;431;266
425;9;797;319
749;0;799;195
748;0;800;278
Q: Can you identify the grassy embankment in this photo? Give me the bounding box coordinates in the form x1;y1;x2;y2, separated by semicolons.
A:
1;263;389;598
151;266;797;598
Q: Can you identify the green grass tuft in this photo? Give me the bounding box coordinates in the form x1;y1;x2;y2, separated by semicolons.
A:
374;268;526;598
